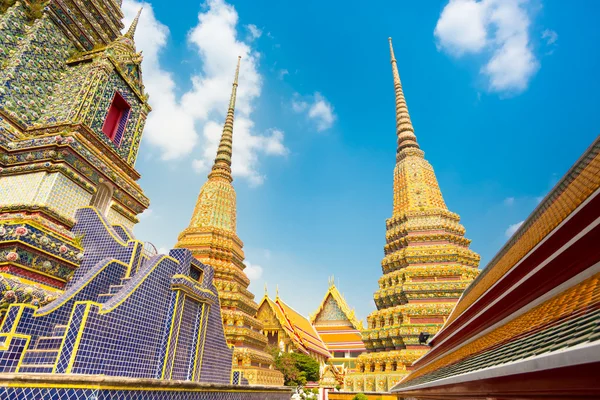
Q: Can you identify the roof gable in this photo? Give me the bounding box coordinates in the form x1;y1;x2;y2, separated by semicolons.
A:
310;283;363;330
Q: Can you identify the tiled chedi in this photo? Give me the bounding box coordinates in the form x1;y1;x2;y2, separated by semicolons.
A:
343;39;480;393
0;1;150;293
0;207;234;383
175;58;284;386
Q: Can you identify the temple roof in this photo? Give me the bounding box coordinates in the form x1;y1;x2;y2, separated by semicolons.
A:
392;136;600;395
310;279;363;331
65;8;147;104
259;294;332;359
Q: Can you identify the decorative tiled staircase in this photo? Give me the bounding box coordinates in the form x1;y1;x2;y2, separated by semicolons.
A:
16;275;135;374
18;324;66;373
0;208;234;385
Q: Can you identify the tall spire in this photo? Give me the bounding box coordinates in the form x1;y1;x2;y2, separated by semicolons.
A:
208;56;241;183
124;8;143;40
388;37;419;154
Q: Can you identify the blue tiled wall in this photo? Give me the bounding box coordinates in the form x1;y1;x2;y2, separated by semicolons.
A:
0;387;291;400
0;206;235;385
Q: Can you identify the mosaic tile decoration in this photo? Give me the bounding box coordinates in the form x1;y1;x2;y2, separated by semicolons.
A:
0;0;151;295
0;207;235;384
0;386;291;400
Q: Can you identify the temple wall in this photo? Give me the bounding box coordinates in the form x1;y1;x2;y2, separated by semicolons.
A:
0;378;290;400
0;9;75;127
200;299;235;384
45;173;93;219
0;172;46;204
0;172;92;220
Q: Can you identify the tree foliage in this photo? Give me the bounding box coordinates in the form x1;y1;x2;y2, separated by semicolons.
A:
267;345;321;387
352;394;369;400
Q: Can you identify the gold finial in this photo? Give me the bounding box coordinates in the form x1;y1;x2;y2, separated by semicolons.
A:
264;282;268;296
208;56;242;182
124;8;143;40
229;56;241;109
276;284;279;299
328;275;335;288
388;37;419;154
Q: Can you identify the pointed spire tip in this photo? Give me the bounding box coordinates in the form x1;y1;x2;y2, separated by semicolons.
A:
124;7;143;40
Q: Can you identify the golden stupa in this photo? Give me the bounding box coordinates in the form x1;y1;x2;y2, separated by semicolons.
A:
175;57;284;386
344;39;480;393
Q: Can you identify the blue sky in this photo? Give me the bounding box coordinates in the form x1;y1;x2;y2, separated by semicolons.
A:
123;0;600;322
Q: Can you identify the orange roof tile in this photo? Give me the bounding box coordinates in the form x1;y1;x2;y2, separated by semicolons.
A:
276;297;332;358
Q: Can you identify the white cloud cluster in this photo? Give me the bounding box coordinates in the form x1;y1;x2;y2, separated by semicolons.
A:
541;29;558;45
243;261;263;280
246;24;262;41
292;92;336;132
505;220;524;237
434;0;543;94
122;0;287;185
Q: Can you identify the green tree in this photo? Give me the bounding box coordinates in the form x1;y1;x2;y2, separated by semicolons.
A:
267;345;321;386
291;352;320;382
352;394;369;400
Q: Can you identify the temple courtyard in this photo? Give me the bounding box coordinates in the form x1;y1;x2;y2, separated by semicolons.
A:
0;0;598;399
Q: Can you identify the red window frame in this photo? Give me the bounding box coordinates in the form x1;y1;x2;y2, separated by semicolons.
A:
102;92;131;146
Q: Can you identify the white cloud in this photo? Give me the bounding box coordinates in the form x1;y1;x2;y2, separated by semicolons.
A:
278;69;289;80
505;220;524;237
243;261;263;280
434;0;488;55
246;24;262;41
434;0;539;94
291;98;308;113
503;197;515;206
542;29;558;45
122;0;287;185
292;92;336;132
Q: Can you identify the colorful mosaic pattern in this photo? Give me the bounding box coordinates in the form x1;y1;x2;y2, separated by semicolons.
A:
0;386;290;400
0;4;75;126
0;274;59;317
0;207;236;385
0;1;150;292
317;294;348;323
345;39;480;393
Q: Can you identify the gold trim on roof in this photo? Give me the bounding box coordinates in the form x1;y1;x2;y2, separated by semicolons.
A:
310;283;364;330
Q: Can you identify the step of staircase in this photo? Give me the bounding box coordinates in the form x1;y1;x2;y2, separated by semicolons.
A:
21;349;59;365
51;324;67;337
33;336;63;350
120;277;131;285
108;284;123;294
17;364;54;374
97;293;114;302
